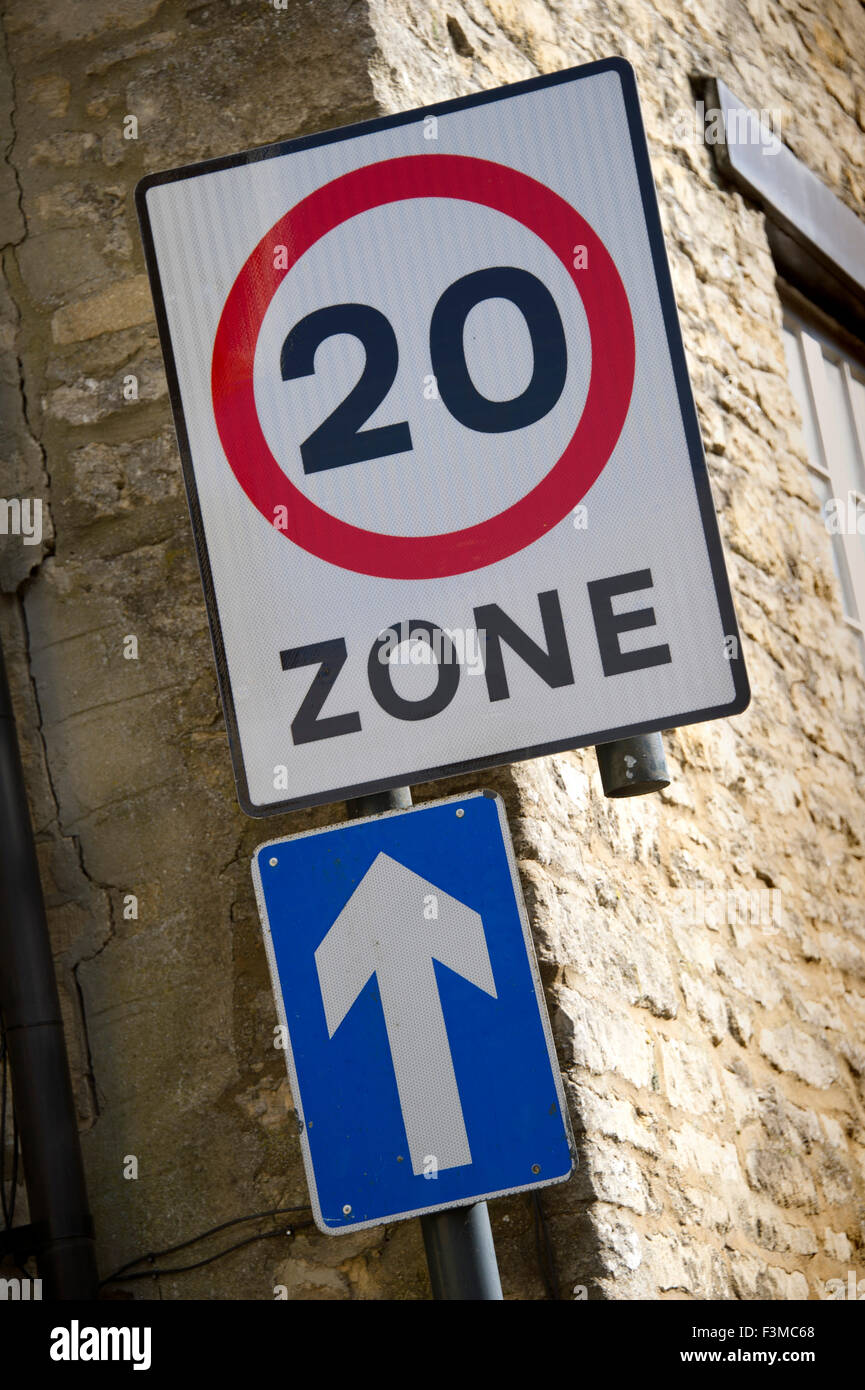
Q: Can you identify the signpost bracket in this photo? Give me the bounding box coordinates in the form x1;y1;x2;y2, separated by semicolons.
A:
594;731;670;797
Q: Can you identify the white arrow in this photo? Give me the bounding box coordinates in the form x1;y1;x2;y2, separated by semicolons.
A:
314;851;497;1176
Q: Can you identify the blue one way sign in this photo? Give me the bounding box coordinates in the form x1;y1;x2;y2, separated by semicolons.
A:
252;790;574;1232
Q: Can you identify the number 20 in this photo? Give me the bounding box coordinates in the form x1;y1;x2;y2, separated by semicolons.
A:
280;265;568;475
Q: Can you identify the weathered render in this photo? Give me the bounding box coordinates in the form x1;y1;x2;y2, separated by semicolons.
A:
0;0;863;1299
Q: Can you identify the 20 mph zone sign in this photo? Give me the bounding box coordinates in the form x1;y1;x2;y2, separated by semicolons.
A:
137;58;748;815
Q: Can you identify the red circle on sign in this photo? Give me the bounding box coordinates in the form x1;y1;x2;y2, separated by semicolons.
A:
211;154;635;579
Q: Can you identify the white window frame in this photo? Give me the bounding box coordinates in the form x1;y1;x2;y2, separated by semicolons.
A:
783;306;865;655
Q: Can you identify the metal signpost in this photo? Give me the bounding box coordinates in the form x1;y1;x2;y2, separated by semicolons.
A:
137;56;749;1298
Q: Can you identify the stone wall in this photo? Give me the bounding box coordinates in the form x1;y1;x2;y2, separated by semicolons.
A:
1;0;863;1299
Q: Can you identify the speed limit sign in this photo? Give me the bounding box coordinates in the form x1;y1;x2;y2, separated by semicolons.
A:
137;57;748;815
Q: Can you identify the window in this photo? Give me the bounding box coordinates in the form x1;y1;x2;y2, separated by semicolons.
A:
782;308;865;662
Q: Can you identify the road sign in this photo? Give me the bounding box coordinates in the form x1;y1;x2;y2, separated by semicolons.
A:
138;57;749;816
251;790;574;1232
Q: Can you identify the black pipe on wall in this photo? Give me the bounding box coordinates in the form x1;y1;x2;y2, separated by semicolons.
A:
0;633;98;1299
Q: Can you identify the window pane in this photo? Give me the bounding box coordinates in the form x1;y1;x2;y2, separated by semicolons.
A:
782;326;825;468
848;368;865;459
782;312;865;666
848;372;865;583
810;470;859;620
821;353;865;495
849;368;865;418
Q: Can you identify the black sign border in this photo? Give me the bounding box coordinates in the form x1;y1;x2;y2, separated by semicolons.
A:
136;56;750;818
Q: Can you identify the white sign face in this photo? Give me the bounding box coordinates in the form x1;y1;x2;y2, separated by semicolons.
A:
138;57;748;815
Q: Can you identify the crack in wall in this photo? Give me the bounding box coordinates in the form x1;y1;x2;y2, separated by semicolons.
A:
70;960;102;1122
11;349;56;576
19;600;109;1123
0;13;26;255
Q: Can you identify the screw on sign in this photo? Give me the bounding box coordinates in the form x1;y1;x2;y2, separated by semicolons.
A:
137;56;748;816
